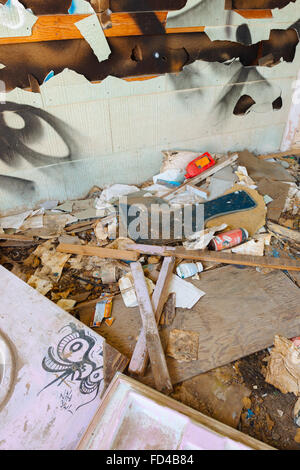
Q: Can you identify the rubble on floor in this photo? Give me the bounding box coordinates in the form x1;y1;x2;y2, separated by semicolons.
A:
0;148;299;450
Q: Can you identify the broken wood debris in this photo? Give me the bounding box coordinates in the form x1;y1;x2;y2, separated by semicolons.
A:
130;261;173;394
56;243;139;261
128;256;175;376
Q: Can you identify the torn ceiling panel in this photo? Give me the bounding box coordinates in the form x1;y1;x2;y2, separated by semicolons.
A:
0;0;37;38
75;14;111;62
0;23;298;91
166;0;300;45
0;0;188;14
226;0;297;9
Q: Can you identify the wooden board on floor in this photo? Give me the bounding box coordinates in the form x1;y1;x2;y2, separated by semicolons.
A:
84;266;300;385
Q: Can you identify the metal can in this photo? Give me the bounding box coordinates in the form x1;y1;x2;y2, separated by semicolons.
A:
209;228;248;251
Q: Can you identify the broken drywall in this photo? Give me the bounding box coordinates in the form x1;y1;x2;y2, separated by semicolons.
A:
0;41;298;213
0;0;37;38
167;0;300;44
75;14;111;62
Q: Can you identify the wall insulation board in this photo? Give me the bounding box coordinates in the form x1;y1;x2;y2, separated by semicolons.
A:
0;50;299;213
0;0;299;212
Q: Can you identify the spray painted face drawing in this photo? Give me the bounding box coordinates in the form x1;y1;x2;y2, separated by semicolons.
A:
39;323;104;414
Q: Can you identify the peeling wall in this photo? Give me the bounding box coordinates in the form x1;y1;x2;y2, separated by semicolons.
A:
0;0;299;211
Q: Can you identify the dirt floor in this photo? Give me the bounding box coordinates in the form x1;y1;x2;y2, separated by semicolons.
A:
172;350;300;450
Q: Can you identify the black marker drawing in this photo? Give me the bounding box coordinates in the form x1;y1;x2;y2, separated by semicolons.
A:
39;323;104;412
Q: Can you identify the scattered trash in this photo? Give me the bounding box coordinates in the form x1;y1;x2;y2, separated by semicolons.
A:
185;152;216;179
119;272;155;308
91;296;113;327
176;262;203;279
0;145;299;450
209;228;248;251
168;274;205;309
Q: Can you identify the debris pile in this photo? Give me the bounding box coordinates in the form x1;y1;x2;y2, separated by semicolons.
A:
0;148;299;449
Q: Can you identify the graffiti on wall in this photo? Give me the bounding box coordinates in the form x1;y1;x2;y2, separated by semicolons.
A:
0;0;299;202
0;102;76;194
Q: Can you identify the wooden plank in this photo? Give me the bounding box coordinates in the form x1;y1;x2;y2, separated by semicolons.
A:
233;9;273;18
0;12;167;45
160;292;176;326
56;242;139;261
0;233;35;241
166;248;300;272
258;149;300;160
267;222;300;244
164;154;239;199
103;341;129;392
126;243;300;271
94;266;300;386
130;261;173;394
128;256;175;376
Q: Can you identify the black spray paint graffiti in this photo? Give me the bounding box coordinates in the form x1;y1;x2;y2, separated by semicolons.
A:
0;102;76;195
168;0;290;120
39;323;104;413
214;23;283;119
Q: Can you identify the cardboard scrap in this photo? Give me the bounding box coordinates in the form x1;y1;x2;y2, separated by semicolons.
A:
167;329;199;363
57;299;77;312
27;274;53;296
33;240;71;282
265;335;300;396
231;233;272;257
0;210;33;230
257;178;290;222
238;150;295;183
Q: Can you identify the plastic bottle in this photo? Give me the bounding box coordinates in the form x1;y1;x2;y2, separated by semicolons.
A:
176;262;204;279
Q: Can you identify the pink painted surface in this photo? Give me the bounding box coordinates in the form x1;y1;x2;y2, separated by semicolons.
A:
0;266;106;450
78;375;253;450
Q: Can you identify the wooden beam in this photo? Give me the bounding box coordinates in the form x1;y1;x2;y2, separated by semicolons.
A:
165;249;300;272
258;149;300;160
267;222;300;244
128;256;175;376
130;261;173;394
0;12;168;45
56;243;139;261
125;243;300;271
0;233;35;241
233;9;273;18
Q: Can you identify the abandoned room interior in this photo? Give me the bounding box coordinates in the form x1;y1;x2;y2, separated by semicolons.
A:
0;0;300;452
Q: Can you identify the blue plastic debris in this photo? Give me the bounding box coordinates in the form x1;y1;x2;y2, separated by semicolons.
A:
68;0;77;14
246;409;255;420
43;70;55;83
271;248;280;258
